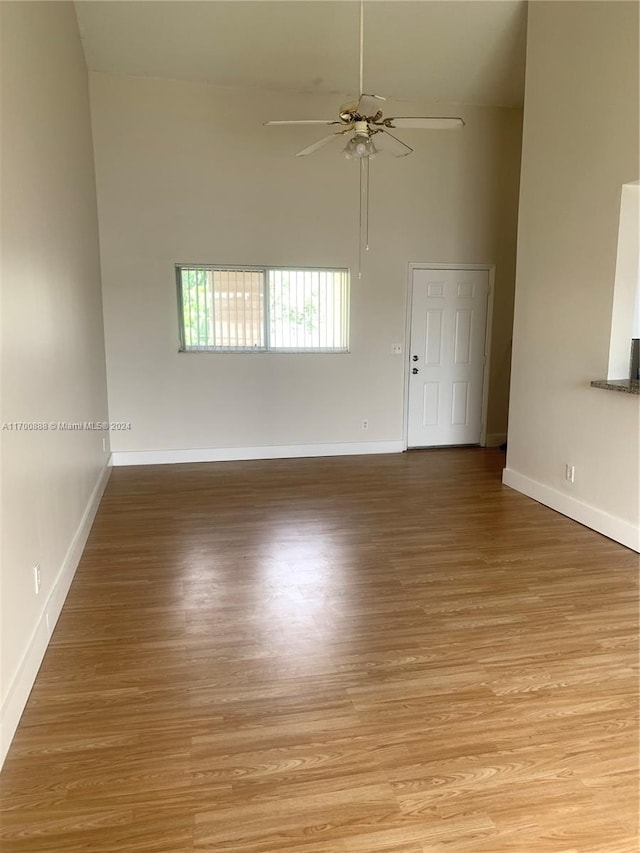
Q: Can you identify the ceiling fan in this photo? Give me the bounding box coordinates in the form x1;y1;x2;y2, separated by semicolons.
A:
264;2;464;160
263;1;465;274
265;94;464;160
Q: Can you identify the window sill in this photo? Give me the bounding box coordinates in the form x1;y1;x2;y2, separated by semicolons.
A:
590;379;640;395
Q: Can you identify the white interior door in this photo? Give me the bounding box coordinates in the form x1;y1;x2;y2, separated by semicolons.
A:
407;268;489;448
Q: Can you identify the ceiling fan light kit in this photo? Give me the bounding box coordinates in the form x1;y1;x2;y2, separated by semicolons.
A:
264;1;464;275
344;126;377;160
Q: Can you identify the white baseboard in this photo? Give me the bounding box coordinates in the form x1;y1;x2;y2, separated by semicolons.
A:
111;440;405;466
0;462;112;769
502;467;640;553
485;433;507;448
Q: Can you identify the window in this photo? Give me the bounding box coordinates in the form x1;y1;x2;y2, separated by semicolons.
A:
177;265;349;353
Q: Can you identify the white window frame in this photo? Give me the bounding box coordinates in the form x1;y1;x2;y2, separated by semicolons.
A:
176;264;350;353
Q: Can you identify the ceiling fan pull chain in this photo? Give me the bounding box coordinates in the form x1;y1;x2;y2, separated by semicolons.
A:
358;155;371;279
365;155;370;252
358;157;364;279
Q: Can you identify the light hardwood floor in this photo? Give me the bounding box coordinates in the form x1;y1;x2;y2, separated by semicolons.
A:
1;449;638;852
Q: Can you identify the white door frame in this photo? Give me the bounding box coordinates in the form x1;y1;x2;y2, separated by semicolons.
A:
403;262;496;450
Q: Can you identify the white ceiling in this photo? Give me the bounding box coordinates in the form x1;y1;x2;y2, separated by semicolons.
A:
75;1;527;108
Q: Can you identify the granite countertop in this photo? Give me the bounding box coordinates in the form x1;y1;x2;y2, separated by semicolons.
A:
591;378;640;395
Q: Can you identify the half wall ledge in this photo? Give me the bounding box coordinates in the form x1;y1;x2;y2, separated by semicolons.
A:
590;379;640;395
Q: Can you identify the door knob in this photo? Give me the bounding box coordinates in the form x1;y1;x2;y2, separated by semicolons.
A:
412;367;419;374
412;355;419;362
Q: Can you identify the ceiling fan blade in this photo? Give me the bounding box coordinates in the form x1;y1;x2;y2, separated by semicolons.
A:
264;120;340;126
375;129;413;157
339;99;359;115
356;93;386;118
384;117;465;130
295;132;345;157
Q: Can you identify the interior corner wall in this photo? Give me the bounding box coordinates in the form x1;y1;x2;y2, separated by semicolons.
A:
0;2;111;766
504;0;640;550
89;73;522;462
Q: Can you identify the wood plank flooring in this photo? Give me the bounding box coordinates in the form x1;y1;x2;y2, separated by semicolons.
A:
1;449;638;852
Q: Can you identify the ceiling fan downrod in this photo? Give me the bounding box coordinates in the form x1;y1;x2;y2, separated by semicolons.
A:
358;0;368;279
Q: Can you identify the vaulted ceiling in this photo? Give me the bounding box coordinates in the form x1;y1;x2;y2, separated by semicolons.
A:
75;1;527;107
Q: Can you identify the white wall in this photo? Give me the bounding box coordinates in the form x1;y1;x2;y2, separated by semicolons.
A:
608;182;639;377
0;2;110;764
504;1;640;551
90;73;522;461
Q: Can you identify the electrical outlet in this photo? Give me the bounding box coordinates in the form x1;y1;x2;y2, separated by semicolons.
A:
391;344;402;355
361;419;369;430
565;464;575;484
33;563;41;595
